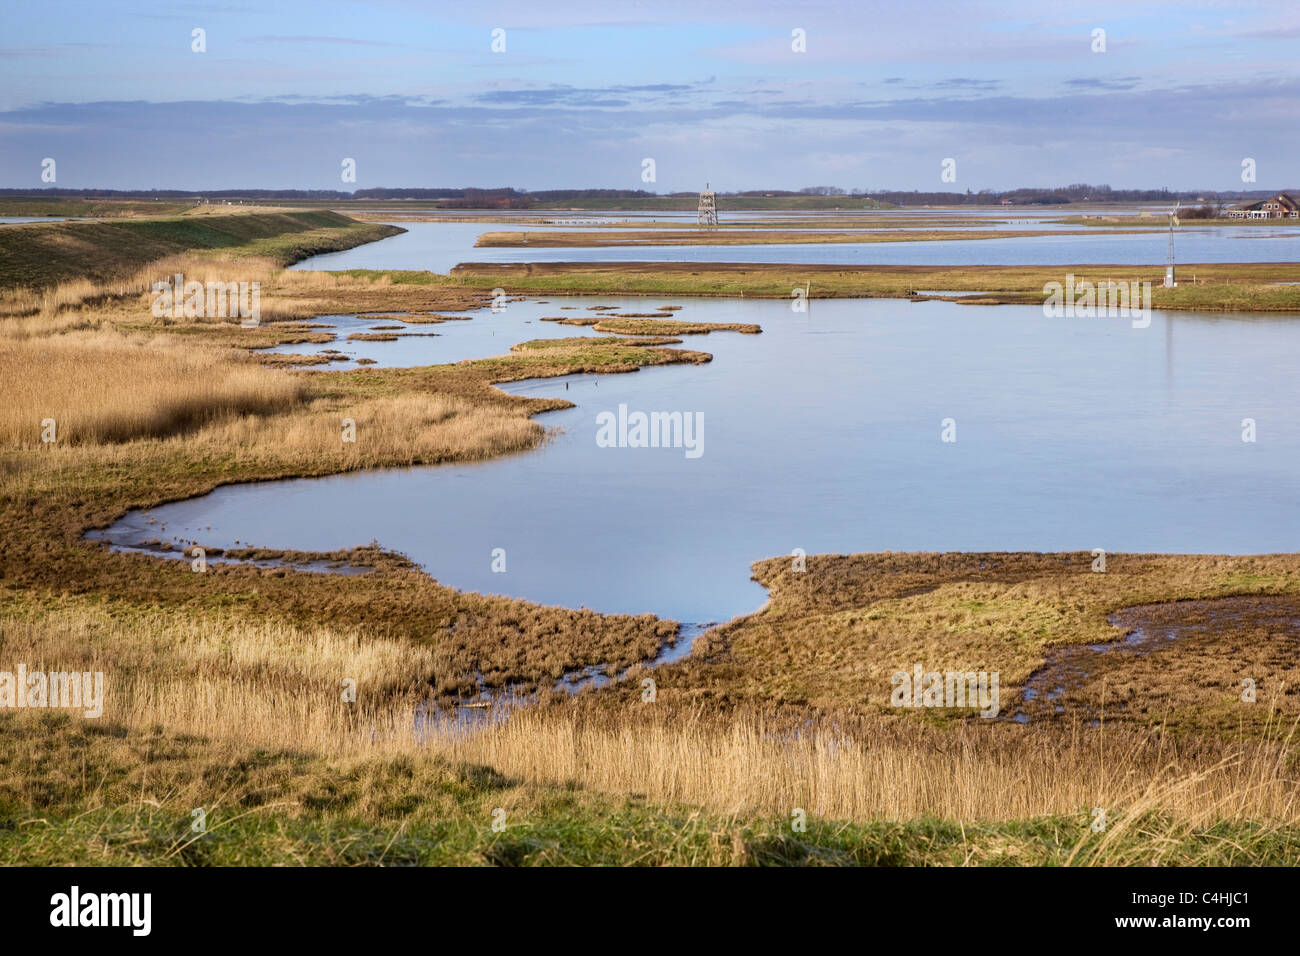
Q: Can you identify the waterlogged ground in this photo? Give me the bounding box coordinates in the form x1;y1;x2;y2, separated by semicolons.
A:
100;296;1300;626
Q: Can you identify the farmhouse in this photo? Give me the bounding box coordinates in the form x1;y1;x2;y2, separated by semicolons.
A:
1227;193;1300;219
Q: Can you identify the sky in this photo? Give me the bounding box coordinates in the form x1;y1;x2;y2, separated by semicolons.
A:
0;0;1297;192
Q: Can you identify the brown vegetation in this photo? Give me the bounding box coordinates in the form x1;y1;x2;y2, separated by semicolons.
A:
0;258;722;700
1;330;304;446
540;315;761;335
650;551;1300;736
450;260;1300;312
3;588;1296;830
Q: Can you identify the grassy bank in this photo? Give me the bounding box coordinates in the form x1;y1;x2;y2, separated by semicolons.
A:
0;208;402;290
0;197;192;218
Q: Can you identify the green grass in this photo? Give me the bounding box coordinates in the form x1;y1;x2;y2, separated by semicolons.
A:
15;804;1294;866
0;211;403;290
0;198;191;218
426;262;1300;312
334;261;1300;314
338;268;444;285
2;717;1292;866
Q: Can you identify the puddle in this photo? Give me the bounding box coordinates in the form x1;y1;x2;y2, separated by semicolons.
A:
85;518;376;576
418;621;715;736
1011;621;1174;722
1009;595;1294;723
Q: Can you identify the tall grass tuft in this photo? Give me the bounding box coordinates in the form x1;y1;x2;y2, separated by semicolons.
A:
0;330;304;446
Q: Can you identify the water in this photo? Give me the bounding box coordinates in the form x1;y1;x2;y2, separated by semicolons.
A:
98;296;1300;626
291;220;1300;274
264;309;604;368
0;216;70;224
1012;595;1298;722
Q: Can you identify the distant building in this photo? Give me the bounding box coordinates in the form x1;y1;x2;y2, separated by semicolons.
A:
999;198;1013;206
1227;193;1300;219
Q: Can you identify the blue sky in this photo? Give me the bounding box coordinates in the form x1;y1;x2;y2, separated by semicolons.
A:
1;0;1297;191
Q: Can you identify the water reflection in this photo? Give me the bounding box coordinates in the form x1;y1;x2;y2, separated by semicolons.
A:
95;296;1300;626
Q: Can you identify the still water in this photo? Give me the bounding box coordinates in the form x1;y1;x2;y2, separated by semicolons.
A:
264;309;604;368
291;220;1300;274
99;296;1300;625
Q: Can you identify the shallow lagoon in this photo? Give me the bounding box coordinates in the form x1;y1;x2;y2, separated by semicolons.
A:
101;296;1300;626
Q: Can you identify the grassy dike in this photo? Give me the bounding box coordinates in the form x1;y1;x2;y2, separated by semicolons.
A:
0;208;403;290
0;198;194;218
2;215;1298;865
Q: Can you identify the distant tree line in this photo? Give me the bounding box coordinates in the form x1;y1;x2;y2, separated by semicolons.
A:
1;184;1293;208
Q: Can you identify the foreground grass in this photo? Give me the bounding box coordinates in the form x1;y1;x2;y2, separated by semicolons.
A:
4;579;1297;820
3;714;1295;866
13;801;1297;867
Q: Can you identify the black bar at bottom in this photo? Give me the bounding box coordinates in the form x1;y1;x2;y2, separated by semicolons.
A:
0;864;1281;942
